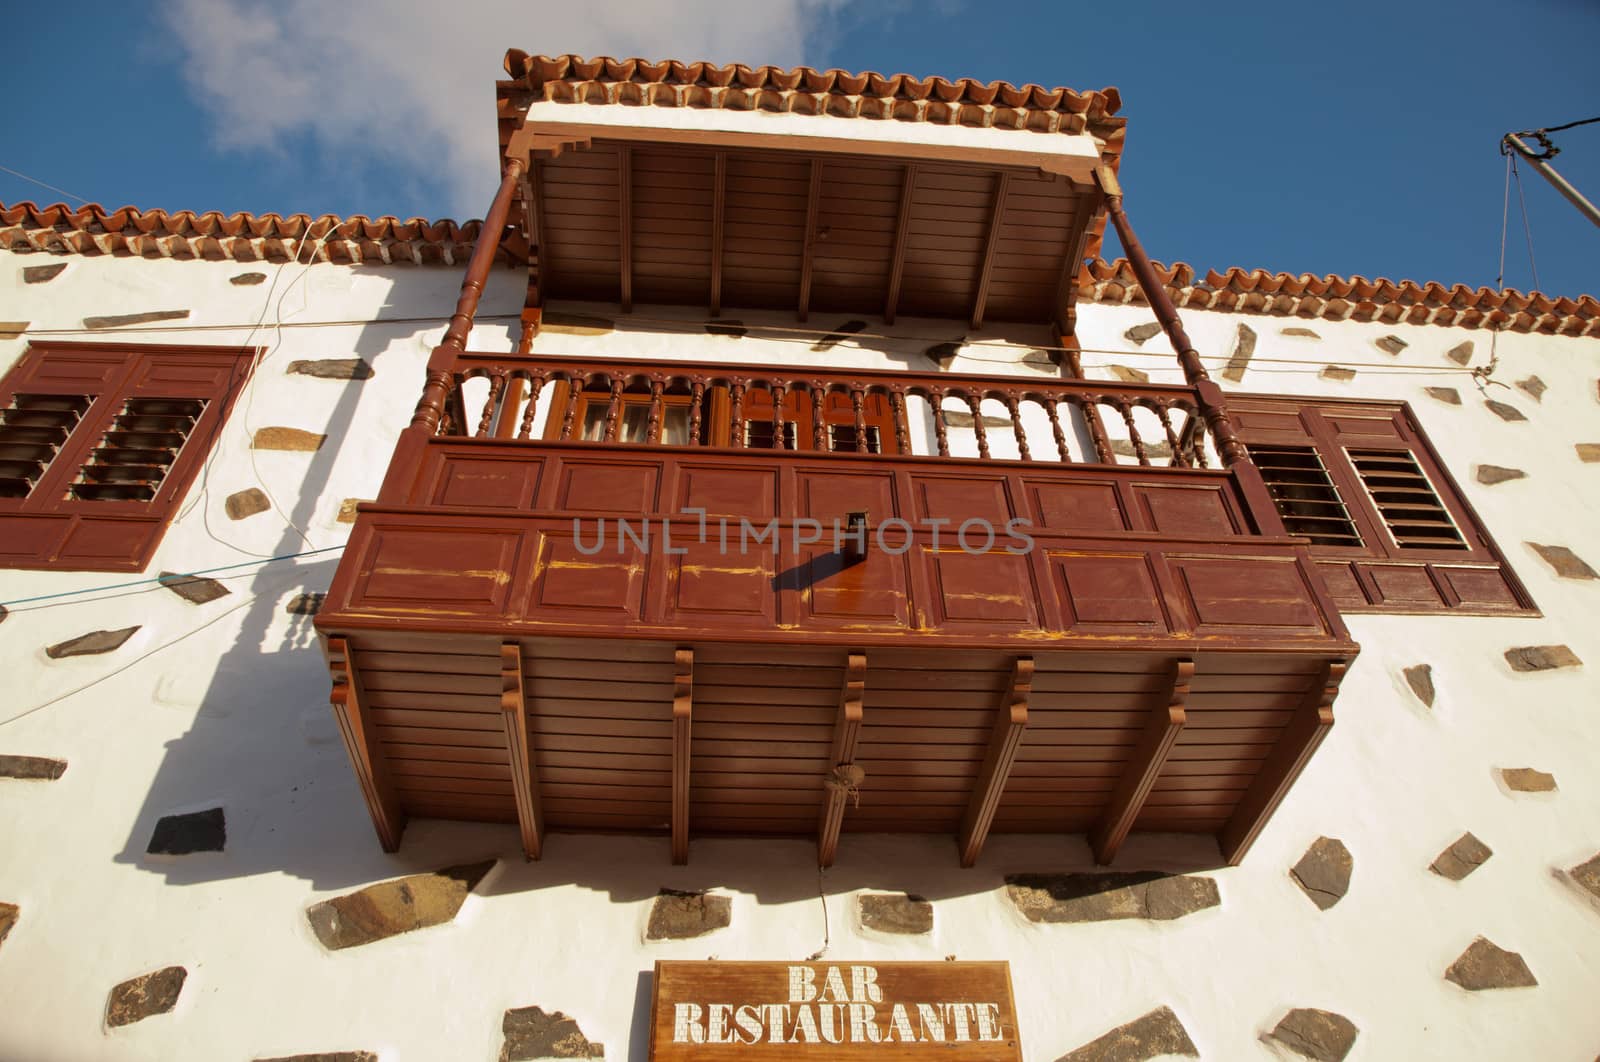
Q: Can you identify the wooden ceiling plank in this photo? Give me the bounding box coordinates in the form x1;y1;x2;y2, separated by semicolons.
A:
327;638;406;852
797;158;822;322
1218;661;1346;865
499;641;545;860
710;152;727;316
957;656;1033;868
1053;181;1100;339
671;647;694;865
970;172;1012;330
818;651;867;868
527;161;551;306
1090;659;1193;865
882;164;918;325
618;146;634;313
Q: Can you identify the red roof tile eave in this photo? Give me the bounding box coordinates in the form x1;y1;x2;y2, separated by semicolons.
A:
3;201;1597;337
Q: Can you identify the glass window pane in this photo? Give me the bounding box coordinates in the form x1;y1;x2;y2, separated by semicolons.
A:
661;407;691;446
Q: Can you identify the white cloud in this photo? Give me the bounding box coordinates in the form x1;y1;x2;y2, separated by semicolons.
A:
161;0;848;217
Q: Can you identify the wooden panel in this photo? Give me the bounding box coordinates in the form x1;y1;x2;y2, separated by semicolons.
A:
356;528;520;616
1132;482;1241;536
1049;552;1169;633
428;454;543;509
1172;555;1326;633
1026;480;1127;533
529;527;648;620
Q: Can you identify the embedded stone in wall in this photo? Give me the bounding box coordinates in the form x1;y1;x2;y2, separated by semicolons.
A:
286;593;325;615
1567;853;1600;904
1124;321;1163;345
925;340;963;369
1484;400;1526;422
1424;387;1461;405
46;626;140;659
84;309;190;330
541;311;614;335
1504;645;1582;672
253;427;327;451
0;902;16;953
0;322;29;340
704;319;747;338
158;571;231;605
147;807;226;855
0;755;67;780
230;272;267;286
23;263;66;283
305;860;495;951
1475;464;1526;485
336;499;366;523
1004;871;1220;924
500;1005;603;1060
1430;833;1493;881
647;888;732;940
287;359;375;380
1221;322;1257;382
811;319;868;351
1528;543;1597;580
1516;375;1546;402
1577;444;1600;463
1374;335;1407;355
226;487;271;519
1291;837;1352;910
1444;937;1536;990
1402;664;1435;707
0;603;6;625
1264;1008;1359;1062
1446;341;1475;366
942;409;1013;429
106;966;187;1027
1108;365;1150;383
1110;438;1173;460
256;1053;377;1062
1319;366;1355;381
1498;767;1557;793
1056;1006;1197;1061
1281;327;1320;338
858;892;933;934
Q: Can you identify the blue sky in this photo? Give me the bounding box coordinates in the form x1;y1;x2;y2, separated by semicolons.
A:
2;0;1596;298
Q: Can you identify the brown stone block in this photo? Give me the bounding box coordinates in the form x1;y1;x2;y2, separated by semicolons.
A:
1516;375;1546;402
230;272;267;286
1475;464;1525;485
1124;321;1163;345
254;426;327;451
646;888;732;940
1221;322;1256;382
1108;364;1150;383
1504;645;1582;672
1281;327;1321;338
1446;340;1475;365
1528;543;1597;579
23;263;66;283
83;309;190;330
1004;871;1219;924
1445;937;1536;990
159;571;231;604
858;892;933;934
1430;833;1493;881
0;322;28;340
1403;664;1435;707
1484;400;1527;422
0;902;16;953
336;499;367;523
0;755;68;780
226;487;271;519
1320;365;1356;381
1291;837;1352;910
1375;335;1408;355
106;966;187;1027
1424;387;1461;405
305;860;495;950
1265;1008;1359;1061
1058;1006;1197;1061
1579;444;1600;463
1498;767;1557;792
287;359;375;380
46;626;140;659
1567;852;1600;904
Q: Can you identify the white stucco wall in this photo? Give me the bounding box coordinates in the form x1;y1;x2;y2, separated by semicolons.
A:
1;247;1598;1061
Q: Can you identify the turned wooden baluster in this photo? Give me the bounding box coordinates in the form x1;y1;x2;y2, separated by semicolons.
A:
516;373;546;440
557;377;579;440
890;388;910;453
1113;399;1149;466
646;377;665;444
1044;396;1071;462
688;379;706;445
1155;400;1187;468
1187;412;1211;469
930;388;950;457
967;392;990;459
1082;397;1114;464
602;378;625;442
771;381;787;450
475;371;506;438
850;389;869;453
810;383;827;451
1003;391;1030;460
730;380;747;447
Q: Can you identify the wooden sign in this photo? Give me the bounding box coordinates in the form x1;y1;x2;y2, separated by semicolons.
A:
649;960;1021;1060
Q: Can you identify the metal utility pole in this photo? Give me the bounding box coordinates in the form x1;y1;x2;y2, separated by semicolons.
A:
1502;130;1600;231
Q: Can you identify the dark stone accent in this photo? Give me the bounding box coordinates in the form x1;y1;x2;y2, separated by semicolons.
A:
1431;832;1493;881
306;860;495;951
1476;464;1526;485
253;426;327;451
287;359;375;380
1320;366;1356;381
1004;872;1220;924
1425;387;1462;405
23;263;67;284
1403;664;1435;707
84;309;190;330
1445;937;1537;990
1499;767;1557;792
859;892;933;934
46;626;140;659
704;319;747;338
541;311;614;335
1291;837;1352;910
147;807;226;855
1504;645;1582;672
1516;375;1547;402
0;322;29;340
230;272;268;286
646;888;732;939
1056;1006;1197;1061
1446;341;1474;365
1220;323;1256;382
1111;438;1173;459
0;603;6;624
1265;1008;1359;1061
226;487;271;519
942;409;1013;429
337;499;365;523
1375;334;1407;355
106;966;187;1027
158;571;231;604
0;902;16;953
1568;852;1600;904
1108;365;1149;383
286;593;325;615
1281;327;1321;338
811;319;869;351
257;1054;377;1062
1485;400;1526;422
1529;543;1597;580
500;1005;604;1060
0;755;68;780
1123;321;1163;345
1579;444;1600;463
925;341;963;369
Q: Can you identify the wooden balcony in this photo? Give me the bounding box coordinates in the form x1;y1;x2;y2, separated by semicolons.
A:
317;352;1357;869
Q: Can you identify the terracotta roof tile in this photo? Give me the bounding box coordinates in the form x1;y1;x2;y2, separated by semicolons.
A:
3;201;1595;336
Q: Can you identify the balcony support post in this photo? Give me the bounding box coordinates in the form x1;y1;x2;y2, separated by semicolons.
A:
957;656;1032;867
500;642;544;860
818;652;867;868
326;638;405;852
671;648;694;865
1091;659;1192;865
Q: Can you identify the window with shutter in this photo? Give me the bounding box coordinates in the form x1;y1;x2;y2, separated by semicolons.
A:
0;341;257;572
1230;394;1535;616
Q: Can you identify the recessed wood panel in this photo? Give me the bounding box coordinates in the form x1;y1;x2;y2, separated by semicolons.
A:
1367;564;1443;607
676;464;779;520
431;455;542;509
359;528;519;614
1436;565;1521;609
557;461;660;513
797;470;897;524
1133;483;1240;536
667;540;776;621
530;529;647;620
1050;552;1169;632
1173;556;1324;632
911;475;1013;525
924;548;1037;627
801;548;911;626
1027;480;1127;533
52;517;161;570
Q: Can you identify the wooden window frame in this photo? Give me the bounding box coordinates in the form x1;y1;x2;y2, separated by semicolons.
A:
0;341;257;572
1232;393;1536;616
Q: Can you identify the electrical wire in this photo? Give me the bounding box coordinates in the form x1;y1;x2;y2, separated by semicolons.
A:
1519;115;1600;136
0;162;90;205
0;545;343;610
1510;155;1541;293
